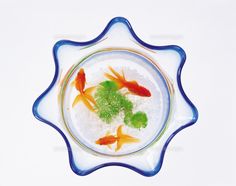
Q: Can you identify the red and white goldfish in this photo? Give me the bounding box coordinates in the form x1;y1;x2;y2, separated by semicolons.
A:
105;66;151;97
72;68;96;111
96;125;139;151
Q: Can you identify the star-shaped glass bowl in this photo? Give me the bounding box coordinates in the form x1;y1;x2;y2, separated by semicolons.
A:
32;17;198;176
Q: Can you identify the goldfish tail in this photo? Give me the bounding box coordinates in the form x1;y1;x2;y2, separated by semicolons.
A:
72;94;82;107
115;125;140;151
116;125;125;151
104;73;124;88
108;66;125;81
84;94;96;105
116;125;124;137
84;86;97;105
81;96;95;112
104;73;119;82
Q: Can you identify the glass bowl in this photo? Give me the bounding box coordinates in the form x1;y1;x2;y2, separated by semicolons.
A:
32;17;198;176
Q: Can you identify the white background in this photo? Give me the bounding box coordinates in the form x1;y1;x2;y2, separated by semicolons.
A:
0;0;235;186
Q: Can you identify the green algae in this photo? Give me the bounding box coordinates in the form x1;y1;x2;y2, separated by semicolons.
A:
95;80;148;129
95;81;133;123
124;111;148;129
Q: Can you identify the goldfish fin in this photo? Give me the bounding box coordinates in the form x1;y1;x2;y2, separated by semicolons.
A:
115;125;139;152
95;139;100;144
129;91;138;96
116;125;123;137
123;91;131;96
122;69;126;80
107;144;112;149
130;80;138;85
81;96;95;112
84;86;96;95
72;94;82;107
84;86;96;105
70;80;75;87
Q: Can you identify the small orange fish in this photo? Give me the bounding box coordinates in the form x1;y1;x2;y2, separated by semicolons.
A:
72;68;96;111
105;66;151;97
96;125;139;151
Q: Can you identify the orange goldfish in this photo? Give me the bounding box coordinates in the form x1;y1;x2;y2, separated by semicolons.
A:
104;66;151;97
72;68;96;111
96;125;139;151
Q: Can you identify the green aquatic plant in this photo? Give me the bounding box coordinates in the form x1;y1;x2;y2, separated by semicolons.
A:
95;80;148;129
95;81;132;123
124;111;148;129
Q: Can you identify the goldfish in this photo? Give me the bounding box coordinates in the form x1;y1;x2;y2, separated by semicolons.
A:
104;66;151;97
72;68;96;111
96;125;139;151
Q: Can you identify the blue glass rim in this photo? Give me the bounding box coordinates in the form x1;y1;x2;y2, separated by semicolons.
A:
32;16;198;177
